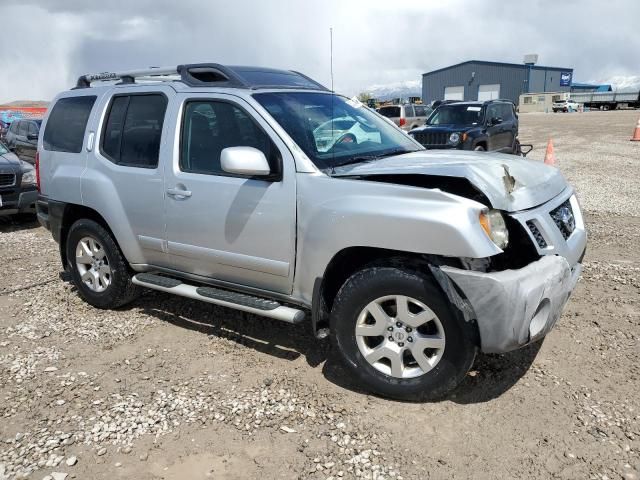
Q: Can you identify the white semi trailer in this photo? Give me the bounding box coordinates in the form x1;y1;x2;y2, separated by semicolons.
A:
570;90;640;110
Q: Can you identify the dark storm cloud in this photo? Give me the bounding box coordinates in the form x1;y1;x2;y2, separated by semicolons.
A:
1;0;639;102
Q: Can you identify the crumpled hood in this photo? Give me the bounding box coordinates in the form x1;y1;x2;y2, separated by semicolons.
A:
331;150;568;212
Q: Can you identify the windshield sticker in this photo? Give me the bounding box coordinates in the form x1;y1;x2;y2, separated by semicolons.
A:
346;96;364;109
467;106;481;112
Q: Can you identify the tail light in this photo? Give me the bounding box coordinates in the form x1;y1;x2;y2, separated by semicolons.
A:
399;118;406;127
35;151;40;192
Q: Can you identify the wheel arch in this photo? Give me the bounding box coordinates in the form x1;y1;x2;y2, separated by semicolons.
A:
473;139;487;150
59;204;121;270
311;246;480;346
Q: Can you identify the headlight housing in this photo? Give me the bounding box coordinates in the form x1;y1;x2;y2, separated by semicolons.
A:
21;169;36;186
448;132;468;145
479;209;509;249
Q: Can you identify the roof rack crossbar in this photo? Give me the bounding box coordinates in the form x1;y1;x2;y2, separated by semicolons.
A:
75;67;179;89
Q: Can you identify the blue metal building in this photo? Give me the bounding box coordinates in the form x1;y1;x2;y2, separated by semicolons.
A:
421;60;574;105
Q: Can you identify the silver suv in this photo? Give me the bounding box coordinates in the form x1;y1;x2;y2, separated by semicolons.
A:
377;103;432;131
37;63;586;400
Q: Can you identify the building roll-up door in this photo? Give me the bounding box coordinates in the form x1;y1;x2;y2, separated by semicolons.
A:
478;84;501;101
444;86;464;101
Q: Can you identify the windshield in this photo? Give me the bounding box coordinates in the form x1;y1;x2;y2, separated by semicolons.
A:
427;104;484;126
253;92;422;169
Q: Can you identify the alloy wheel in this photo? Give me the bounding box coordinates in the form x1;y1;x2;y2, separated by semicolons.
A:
75;236;112;293
355;295;446;379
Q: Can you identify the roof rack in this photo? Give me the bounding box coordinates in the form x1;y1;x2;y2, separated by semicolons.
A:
74;63;328;91
75;63;246;89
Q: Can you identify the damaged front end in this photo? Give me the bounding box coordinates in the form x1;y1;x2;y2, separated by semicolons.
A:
431;187;587;353
331;151;586;353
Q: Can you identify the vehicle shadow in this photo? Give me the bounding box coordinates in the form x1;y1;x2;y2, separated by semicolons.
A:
137;290;330;368
0;215;40;233
318;340;544;404
445;340;543;404
134;289;541;404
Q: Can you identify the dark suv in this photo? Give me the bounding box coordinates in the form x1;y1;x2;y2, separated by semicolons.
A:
409;100;518;153
0;141;37;217
5;118;42;164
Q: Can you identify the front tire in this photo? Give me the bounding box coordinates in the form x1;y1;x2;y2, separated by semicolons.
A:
473;145;486;151
330;266;476;401
66;219;140;309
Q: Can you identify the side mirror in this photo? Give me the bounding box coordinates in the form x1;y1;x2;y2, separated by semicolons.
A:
220;146;271;176
489;116;503;126
27;133;38;141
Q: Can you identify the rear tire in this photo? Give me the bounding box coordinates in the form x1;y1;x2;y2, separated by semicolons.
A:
66;219;140;309
330;266;476;401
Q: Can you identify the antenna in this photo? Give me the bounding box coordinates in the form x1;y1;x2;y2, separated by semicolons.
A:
329;27;335;171
330;27;334;92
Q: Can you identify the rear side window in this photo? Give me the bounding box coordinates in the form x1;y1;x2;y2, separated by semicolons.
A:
404;105;415;117
101;94;167;168
44;96;96;153
414;105;426;116
18;121;28;136
378;106;400;118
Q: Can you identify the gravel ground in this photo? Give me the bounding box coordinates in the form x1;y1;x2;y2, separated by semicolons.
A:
0;110;639;479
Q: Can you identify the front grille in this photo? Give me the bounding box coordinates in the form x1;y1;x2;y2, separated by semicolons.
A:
412;131;448;147
0;173;16;187
526;220;547;248
550;199;576;240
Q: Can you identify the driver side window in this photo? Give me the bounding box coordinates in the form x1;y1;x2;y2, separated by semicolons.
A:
486;105;501;123
180;100;280;176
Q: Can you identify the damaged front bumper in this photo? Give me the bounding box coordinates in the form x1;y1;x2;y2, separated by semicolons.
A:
439;255;582;353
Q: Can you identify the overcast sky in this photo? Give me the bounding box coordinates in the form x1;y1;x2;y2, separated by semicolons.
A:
1;0;639;103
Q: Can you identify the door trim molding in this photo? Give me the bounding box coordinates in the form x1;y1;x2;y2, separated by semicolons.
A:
168;241;290;278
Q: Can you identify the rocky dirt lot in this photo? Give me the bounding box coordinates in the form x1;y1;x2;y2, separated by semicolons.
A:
1;110;639;480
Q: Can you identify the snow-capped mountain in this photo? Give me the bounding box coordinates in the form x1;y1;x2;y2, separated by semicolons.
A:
362;80;421;101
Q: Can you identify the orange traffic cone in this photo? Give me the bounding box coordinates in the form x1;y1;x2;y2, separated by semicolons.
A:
544;138;557;165
631;117;640;141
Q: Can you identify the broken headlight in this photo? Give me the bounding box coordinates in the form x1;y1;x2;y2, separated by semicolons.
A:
479;209;509;249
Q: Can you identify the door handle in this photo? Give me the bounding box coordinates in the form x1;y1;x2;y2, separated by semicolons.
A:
167;187;192;198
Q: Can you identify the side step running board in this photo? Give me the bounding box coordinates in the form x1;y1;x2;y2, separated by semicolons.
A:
132;273;305;324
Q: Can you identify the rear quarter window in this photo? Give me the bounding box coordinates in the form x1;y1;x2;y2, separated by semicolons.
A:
44;96;97;153
378;106;400;118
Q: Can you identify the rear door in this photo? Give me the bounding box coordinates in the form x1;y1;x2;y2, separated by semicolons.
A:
162;93;297;294
499;103;517;151
23;121;39;163
84;86;174;266
13;121;27;157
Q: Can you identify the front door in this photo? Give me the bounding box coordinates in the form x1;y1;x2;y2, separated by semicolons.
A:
163;93;297;294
